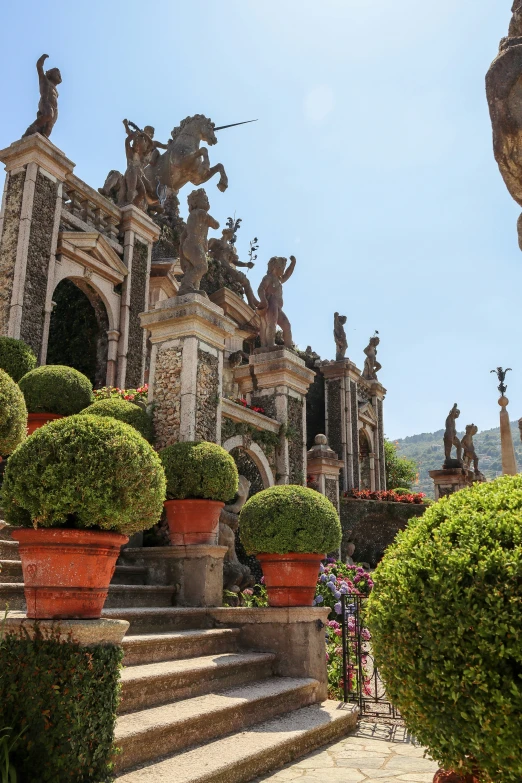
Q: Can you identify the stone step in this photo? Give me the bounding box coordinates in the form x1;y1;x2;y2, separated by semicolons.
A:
0;540;19;561
116;700;358;782
115;677;318;774
122;629;240;667
112;565;148;586
0;584;177;612
120;652;277;714
0;560;23;583
0;523;17;542
103;607;212;634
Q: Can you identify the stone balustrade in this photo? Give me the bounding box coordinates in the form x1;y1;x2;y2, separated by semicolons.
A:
61;174;122;249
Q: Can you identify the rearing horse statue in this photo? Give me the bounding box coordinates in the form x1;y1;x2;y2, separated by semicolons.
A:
99;114;228;210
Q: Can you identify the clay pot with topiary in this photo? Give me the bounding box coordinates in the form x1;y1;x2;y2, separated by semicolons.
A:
1;415;166;619
159;441;238;546
0;336;36;382
366;475;522;783
79;397;154;442
18;365;93;434
239;485;342;607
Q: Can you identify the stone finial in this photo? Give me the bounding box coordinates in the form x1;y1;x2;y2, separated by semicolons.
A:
443;403;462;467
362;333;381;381
23;54;62;139
334;313;347;361
315;434;328;446
257;255;296;350
177;189;220;296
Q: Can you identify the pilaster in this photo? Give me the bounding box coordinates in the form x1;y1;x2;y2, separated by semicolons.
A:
321;359;361;491
306;435;344;511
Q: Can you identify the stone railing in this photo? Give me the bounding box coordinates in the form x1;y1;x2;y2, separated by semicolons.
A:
221;398;280;433
61;174;122;250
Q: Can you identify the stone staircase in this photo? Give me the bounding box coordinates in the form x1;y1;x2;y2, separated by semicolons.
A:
0;523;358;782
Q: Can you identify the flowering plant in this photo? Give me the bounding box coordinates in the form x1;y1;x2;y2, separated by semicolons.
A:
345;488;426;504
232;397;266;415
313;560;374;616
93;384;149;404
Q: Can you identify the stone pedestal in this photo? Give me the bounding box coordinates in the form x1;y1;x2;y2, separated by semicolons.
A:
306;434;344;511
140;293;236;448
429;468;474;500
4;612;129;645
121;545;227;607
233;348;315;485
321;359;387;492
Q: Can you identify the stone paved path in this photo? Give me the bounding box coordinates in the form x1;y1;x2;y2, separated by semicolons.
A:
255;722;439;783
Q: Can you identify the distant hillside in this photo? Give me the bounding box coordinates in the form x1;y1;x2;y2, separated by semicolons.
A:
394;421;522;498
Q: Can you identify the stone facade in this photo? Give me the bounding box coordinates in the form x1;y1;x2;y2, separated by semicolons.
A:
350;380;360;489
325;477;338;508
152;344;182;449
125;239;148;388
195;348;219;441
288;396;304;484
377;397;385;488
0;172;24;334
326;379;342;460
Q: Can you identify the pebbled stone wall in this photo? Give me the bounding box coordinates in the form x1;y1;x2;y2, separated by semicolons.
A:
326;379;342;460
251;392;277;420
377;398;385;489
195;348;219;441
0;172;25;335
153;344;182;448
288;395;304;485
230;446;264;583
126;239;148;388
20;172;58;356
325;477;339;510
350;381;359;489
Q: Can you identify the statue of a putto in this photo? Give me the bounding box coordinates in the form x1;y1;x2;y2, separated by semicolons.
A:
177;188;219;296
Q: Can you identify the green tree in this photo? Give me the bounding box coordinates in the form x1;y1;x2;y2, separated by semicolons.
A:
384;439;418;490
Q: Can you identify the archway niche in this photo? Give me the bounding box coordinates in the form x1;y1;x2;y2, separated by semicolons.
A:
47;278;109;388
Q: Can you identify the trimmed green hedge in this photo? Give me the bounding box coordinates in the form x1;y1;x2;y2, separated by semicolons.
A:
159;441;238;502
0;628;122;783
1;415;166;535
367;476;522;783
18;365;93;415
0;336;36;382
80;397;153;443
240;485;342;554
0;369;27;456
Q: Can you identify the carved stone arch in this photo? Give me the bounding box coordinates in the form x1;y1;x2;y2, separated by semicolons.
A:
222;435;275;490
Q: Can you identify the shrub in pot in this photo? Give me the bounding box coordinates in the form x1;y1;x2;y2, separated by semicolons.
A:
18;364;93;434
367;476;522;783
159;441;238;545
79;397;154;443
240;485;342;606
0;335;36;382
1;415;166;619
0;369;27;458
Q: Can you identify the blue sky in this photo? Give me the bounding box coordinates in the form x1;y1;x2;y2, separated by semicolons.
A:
0;0;520;439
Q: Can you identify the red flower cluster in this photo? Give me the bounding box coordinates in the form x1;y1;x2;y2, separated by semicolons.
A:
345;488;426;504
234;398;266;415
93;384;148;404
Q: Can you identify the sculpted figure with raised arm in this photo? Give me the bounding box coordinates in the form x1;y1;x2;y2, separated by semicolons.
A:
257;255;296;349
23;54;62;139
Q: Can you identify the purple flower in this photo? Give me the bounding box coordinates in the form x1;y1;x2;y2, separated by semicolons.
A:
339;583;349;595
319;563;325;574
327;574;336;583
334;590;341;600
334;601;342;615
315;594;324;604
320;574;327;583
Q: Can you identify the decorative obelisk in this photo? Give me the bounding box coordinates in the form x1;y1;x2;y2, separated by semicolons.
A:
491;368;518;476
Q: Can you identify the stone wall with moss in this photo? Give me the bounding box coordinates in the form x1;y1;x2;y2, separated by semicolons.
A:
377;398;385;489
325;477;339;510
340;498;428;567
326;379;342;459
126;239;148;388
288;396;304;484
250;392;277;420
230;446;264;583
20;172;58;356
153;344;182;448
350;381;359;489
221;417;278;476
195;348;219;441
0;172;25;334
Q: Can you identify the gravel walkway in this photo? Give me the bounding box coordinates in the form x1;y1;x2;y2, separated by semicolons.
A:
255;721;439;783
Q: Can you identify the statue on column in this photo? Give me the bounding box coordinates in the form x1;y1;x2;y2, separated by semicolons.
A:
362;333;381;380
23;54;62;139
443;403;462;465
334;312;348;361
218;476;254;593
208;223;260;309
257;255;296;349
178;188;219;296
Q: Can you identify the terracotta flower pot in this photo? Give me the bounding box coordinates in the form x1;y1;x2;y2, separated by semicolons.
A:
257;552;325;607
27;413;63;435
164;499;224;546
11;527;128;619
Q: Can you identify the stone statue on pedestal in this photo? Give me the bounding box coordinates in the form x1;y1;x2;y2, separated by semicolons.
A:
208;227;260;309
461;424;485;480
257;255;296;349
23;54;62;139
362;334;381;380
443;403;462;466
218;476;254;593
334;313;348;361
178;189;219;296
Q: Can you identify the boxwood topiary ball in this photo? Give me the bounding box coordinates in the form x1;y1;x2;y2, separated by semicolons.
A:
367;476;522;783
18;365;93;415
0;336;36;382
239;485;341;555
0;369;27;456
80;398;153;443
159;441;238;502
1;415;166;535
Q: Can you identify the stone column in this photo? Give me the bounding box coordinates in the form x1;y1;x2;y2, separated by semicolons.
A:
140;292;236;449
321;359;361;491
234;349;315;485
306;434;344;511
106;329;120;387
0;135;74;358
117;205;160;389
499;395;518;475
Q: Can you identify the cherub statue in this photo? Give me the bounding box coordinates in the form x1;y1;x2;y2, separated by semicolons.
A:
218;476;255;592
178;188;219;296
362;334;382;380
443;403;462;464
23;54;62;139
257;255;296;349
334;312;348;361
461;424;480;473
208;225;260;309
